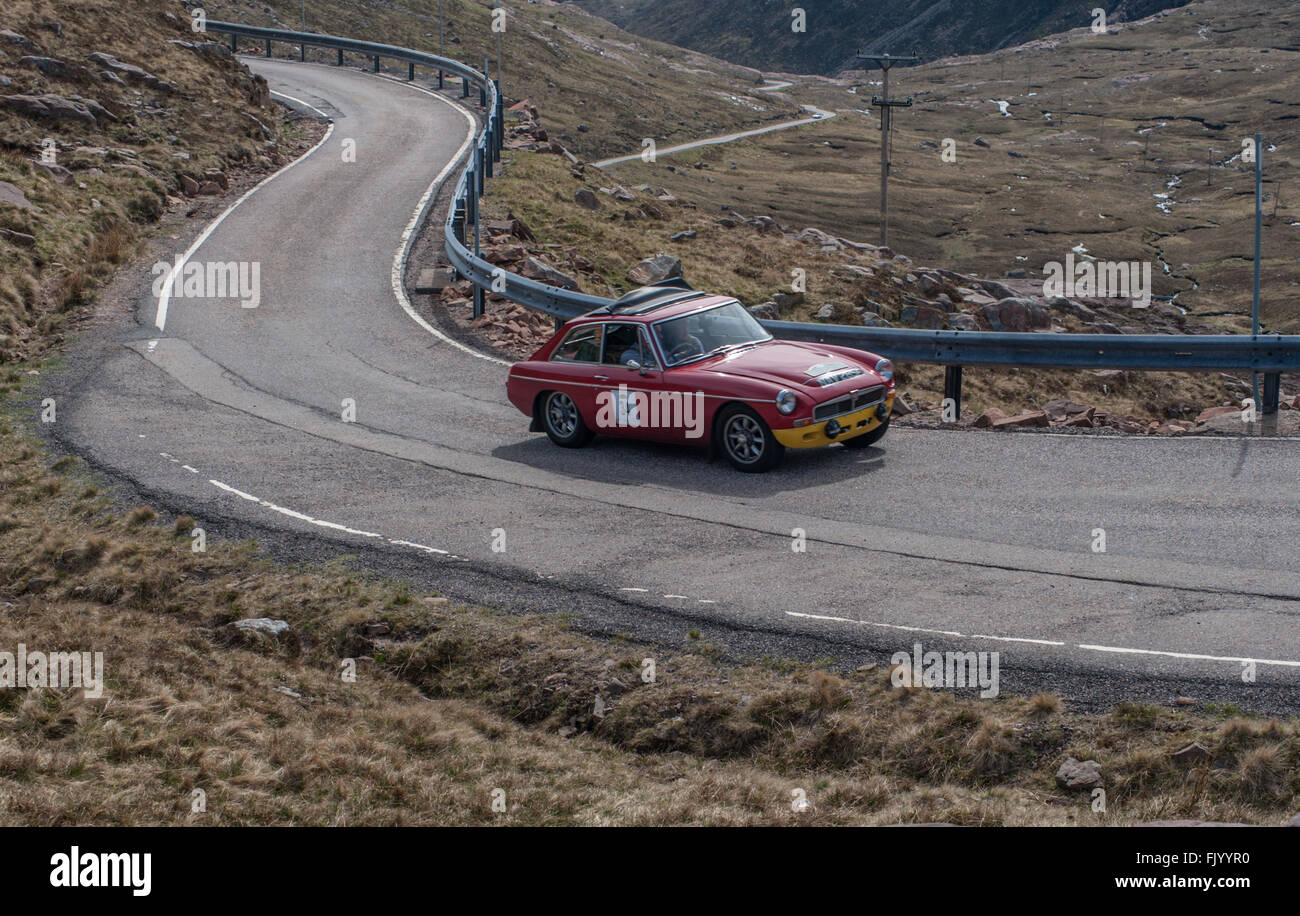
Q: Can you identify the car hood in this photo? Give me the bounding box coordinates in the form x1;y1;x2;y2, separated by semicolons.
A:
694;341;882;391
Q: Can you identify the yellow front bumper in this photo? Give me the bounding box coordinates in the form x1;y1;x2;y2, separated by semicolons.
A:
773;392;894;449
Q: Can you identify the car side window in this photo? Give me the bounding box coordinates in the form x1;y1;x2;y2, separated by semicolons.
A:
602;323;648;366
551;323;603;363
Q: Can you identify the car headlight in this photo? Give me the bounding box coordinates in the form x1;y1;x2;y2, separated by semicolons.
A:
776;389;797;415
874;358;894;383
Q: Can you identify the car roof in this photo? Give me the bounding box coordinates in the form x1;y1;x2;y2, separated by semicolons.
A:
582;286;734;322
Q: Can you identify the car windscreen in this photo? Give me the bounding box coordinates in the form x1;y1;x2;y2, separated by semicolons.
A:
652;302;772;367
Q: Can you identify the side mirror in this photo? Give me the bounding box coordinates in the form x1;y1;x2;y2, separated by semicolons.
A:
627;359;652;375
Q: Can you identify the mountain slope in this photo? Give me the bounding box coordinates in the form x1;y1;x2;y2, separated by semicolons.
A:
578;0;1193;75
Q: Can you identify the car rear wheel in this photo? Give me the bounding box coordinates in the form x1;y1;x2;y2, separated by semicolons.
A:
718;405;784;472
541;391;595;448
842;414;889;449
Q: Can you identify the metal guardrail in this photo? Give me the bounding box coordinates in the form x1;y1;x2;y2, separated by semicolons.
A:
209;21;1297;417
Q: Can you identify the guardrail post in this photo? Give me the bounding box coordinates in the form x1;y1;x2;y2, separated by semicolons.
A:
230;33;237;53
466;169;476;225
481;55;489;108
485;130;494;179
300;43;306;62
493;79;503;161
472;186;484;319
452;201;466;245
943;365;962;421
372;55;380;72
337;48;343;66
408;61;415;81
265;37;272;57
438;70;444;89
1262;372;1281;415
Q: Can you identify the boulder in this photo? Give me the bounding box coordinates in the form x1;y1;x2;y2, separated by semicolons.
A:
972;408;1008;428
233;618;291;636
521;257;579;290
991;410;1050;429
20;55;78;79
573;188;600;210
1055;757;1103;791
669;229;696;242
627;253;682;286
0;179;39;211
1195;405;1239;424
946;313;978;331
748;302;778;320
982;297;1050;332
86;52;172;91
772;291;804;308
899;304;945;329
2;92;98;124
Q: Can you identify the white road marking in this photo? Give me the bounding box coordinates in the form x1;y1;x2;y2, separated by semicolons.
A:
152;90;335;331
789;611;1300;668
619;587;649;593
208;479;384;538
1077;643;1300;668
372;75;509;366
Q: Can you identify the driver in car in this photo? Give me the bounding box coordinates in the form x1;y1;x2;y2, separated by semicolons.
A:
659;319;705;363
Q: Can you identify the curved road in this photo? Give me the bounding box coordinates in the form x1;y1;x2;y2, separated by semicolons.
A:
53;59;1300;712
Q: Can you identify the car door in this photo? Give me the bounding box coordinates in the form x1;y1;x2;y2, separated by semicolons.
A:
594;323;672;440
543;321;605;426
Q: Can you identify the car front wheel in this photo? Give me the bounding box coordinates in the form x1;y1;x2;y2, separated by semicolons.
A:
717;405;784;472
541;391;595;448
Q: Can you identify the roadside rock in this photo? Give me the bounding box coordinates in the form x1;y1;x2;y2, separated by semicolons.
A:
627;253;682;286
972;408;1008;428
982;297;1050;332
520;257;580;290
20;55;80;79
991;410;1050;429
1055;757;1103;790
899;304;945;329
573;188;600;210
748;302;778;320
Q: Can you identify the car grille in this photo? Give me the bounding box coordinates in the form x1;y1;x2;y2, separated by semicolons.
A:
813;385;885;422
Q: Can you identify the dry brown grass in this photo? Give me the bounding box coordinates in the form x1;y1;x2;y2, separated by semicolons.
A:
0;0;294;365
0;387;1297;825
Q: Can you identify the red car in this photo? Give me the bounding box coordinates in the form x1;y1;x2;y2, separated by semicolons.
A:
505;284;896;471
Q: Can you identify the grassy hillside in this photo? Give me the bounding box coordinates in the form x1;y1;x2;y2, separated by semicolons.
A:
199;0;801;161
577;0;1191;75
0;0;298;365
600;0;1300;334
2;399;1297;824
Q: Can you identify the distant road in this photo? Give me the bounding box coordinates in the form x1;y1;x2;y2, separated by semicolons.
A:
593;100;835;168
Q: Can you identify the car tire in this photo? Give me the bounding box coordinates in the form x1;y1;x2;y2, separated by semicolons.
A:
717;405;784;472
842;414;890;449
540;391;595;448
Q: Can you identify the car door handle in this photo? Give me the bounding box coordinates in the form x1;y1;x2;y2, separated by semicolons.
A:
593;375;610;381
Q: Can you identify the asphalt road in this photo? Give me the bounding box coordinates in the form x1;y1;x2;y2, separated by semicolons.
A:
50;58;1300;713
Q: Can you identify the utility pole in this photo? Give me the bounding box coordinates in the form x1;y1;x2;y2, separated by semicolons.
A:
1252;131;1263;412
857;52;917;248
438;0;445;89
